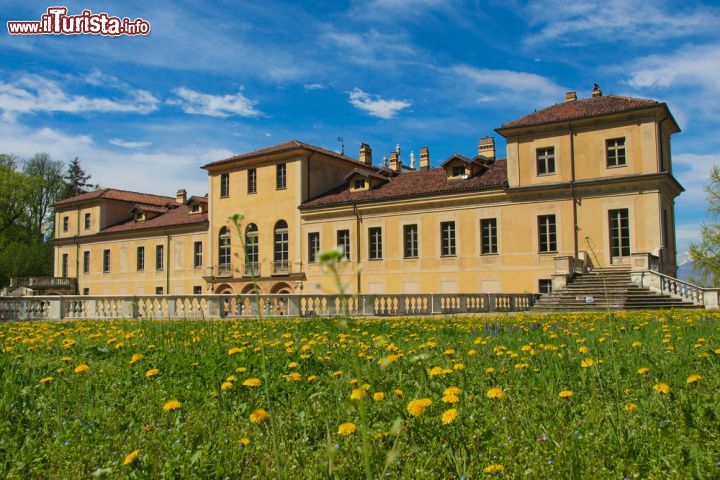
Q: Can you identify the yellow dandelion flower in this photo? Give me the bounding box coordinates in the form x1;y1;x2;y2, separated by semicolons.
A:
631;341;641;347
441;408;458;425
56;368;64;374
236;367;248;373
486;386;505;400
39;376;53;384
249;409;269;424
484;464;504;474
393;389;404;397
486;367;495;374
350;388;366;400
468;349;477;356
288;362;299;368
73;364;89;374
162;400;182;412
221;381;233;391
61;356;73;363
407;398;432;417
442;393;459;404
338;422;357;436
307;375;317;382
145;368;159;378
453;363;465;371
624;402;638;412
444;386;462;396
238;438;250;446
285;372;302;382
686;374;701;384
428;366;444;376
637;367;650;375
578;346;589;353
226;375;236;382
243;377;262;387
332;370;344;377
559;390;573;398
228;347;241;356
580;358;594;368
514;363;529;370
123;449;140;466
373;392;385;401
129;353;144;365
653;382;671;394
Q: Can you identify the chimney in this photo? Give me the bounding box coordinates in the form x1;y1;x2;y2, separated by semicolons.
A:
389;151;401;172
478;137;495;161
420;146;430;170
359;143;372;166
591;83;602;97
565;91;577;102
176;188;187;204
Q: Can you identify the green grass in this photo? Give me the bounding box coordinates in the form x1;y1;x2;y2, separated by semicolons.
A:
0;310;719;478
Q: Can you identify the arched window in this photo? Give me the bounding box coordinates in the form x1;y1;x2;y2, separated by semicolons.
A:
274;220;289;274
218;227;231;274
245;223;259;276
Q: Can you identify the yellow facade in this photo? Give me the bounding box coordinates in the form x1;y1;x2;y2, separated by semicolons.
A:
52;92;683;296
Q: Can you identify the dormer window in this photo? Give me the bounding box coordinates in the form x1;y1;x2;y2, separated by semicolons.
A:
190;203;201;214
137;213;146;222
451;165;465;177
354;179;366;190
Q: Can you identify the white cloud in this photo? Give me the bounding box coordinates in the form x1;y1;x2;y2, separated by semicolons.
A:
0;119;227;196
628;44;720;93
446;65;566;106
320;29;417;70
168;87;260;118
675;223;702;253
0;74;159;120
303;83;325;90
109;139;152;149
523;0;718;45
673;153;719;205
348;88;411;119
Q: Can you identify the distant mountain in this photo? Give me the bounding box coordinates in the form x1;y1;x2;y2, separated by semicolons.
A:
677;258;694;282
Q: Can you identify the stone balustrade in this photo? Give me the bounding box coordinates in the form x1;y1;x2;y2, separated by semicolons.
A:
0;293;540;321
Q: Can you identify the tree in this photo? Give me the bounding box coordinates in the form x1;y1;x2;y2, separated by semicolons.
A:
0;160;38;235
62;157;94;199
23;153;65;239
689;165;720;286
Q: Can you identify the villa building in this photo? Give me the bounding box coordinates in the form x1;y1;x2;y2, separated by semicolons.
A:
51;87;683;296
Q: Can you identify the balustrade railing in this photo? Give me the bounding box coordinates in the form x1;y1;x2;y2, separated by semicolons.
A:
633;270;706;306
0;292;540;320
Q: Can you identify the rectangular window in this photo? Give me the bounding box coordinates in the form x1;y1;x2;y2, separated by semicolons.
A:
337;229;350;261
155;244;164;271
82;288;90;295
609;209;630;258
248;168;257;194
62;216;69;232
136;246;145;271
539;279;553;294
481;218;498;254
451;165;465;177
354;179;366;189
276;163;287;190
220;173;230;198
403;224;418;258
193;241;203;268
83;251;90;274
441;221;456;256
61;253;68;277
606;138;626;167
103;249;110;273
193;286;202;295
155;287;164;295
308;232;320;263
368;227;382;260
538;215;557;253
84;212;91;230
536;147;556;175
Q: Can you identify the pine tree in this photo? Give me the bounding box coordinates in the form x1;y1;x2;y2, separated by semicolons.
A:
62;157;94;199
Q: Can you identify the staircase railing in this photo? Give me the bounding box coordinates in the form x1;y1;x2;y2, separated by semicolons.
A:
632;270;709;306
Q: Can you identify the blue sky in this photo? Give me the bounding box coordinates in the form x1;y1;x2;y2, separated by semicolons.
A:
1;0;718;256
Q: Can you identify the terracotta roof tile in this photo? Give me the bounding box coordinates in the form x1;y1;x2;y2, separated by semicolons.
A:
55;188;175;207
202;140;379;170
500;95;659;129
101;203;207;234
301;160;507;209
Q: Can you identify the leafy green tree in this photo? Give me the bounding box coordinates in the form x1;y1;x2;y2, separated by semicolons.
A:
62;157;94;199
0;160;38;235
689;165;720;286
23;153;65;239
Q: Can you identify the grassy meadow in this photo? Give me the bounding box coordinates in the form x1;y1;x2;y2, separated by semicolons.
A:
0;310;719;479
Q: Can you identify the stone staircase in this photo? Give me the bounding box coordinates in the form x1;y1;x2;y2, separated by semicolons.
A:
533;266;701;311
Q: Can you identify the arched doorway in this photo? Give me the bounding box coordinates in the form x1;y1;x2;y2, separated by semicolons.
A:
214;284;233;294
270;282;292;294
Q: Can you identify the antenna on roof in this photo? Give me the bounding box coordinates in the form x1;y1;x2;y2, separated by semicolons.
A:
337;136;344;155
